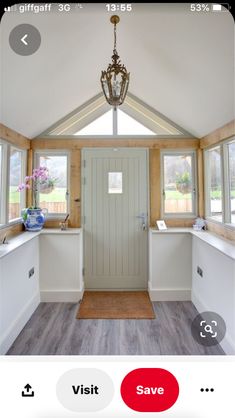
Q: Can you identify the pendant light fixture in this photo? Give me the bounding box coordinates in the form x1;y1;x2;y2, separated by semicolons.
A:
101;15;130;107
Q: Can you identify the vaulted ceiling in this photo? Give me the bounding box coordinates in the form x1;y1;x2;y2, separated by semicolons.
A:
1;3;234;139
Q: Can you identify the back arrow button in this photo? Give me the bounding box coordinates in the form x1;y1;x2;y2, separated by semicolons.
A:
9;24;41;56
21;34;28;46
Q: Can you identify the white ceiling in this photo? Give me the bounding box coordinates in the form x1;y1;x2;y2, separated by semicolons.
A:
1;3;234;139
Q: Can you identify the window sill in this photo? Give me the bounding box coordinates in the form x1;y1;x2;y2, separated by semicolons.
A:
45;214;68;219
163;214;197;219
0;215;68;230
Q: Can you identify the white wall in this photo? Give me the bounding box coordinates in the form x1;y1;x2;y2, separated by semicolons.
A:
40;231;84;302
0;237;40;354
149;231;192;301
192;236;235;355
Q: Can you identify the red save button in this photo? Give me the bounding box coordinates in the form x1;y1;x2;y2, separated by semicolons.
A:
121;368;179;412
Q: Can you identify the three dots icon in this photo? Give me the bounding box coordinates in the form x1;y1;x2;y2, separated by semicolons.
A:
200;388;214;392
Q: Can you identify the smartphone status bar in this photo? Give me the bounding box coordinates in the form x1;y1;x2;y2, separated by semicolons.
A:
3;3;232;15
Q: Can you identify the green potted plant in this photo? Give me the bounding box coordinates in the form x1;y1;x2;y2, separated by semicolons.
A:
175;171;191;194
40;177;57;194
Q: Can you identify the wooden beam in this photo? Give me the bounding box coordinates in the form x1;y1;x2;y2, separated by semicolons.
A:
149;149;161;226
31;137;199;150
0;223;23;241
200;120;235;149
44;219;63;228
26;149;33;207
165;219;194;227
0;123;30;149
69;149;81;227
206;221;235;242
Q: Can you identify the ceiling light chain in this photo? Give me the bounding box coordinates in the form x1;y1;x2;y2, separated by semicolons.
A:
114;20;117;52
100;15;130;108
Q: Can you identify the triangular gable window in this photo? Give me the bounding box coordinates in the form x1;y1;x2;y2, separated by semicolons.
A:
117;109;155;135
75;110;113;135
74;108;155;136
42;93;191;138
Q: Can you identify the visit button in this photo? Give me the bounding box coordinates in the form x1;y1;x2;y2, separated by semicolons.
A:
121;368;179;412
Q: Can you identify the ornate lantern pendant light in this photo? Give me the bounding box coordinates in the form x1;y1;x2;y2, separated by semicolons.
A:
101;15;130;107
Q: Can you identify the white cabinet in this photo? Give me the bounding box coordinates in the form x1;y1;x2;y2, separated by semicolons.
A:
0;237;40;354
192;235;235;354
0;229;83;354
149;230;192;301
39;230;84;302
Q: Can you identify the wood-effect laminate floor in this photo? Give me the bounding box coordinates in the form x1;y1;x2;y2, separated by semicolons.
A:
7;301;225;355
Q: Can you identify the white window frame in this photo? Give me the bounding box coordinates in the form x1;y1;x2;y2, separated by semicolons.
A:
0;139;26;228
161;150;197;218
0;140;8;226
204;145;223;223
34;150;70;218
204;137;235;228
227;139;235;226
8;146;27;223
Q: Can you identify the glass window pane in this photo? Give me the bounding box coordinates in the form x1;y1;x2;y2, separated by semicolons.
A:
207;147;222;221
0;145;2;224
0;145;2;200
117;109;155;135
108;172;123;194
9;148;23;221
228;141;235;224
75;110;113;135
163;154;193;214
39;155;68;214
39;155;68;213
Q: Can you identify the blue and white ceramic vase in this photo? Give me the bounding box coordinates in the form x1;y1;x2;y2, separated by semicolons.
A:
22;208;46;231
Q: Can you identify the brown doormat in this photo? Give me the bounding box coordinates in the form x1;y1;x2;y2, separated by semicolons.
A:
76;291;155;319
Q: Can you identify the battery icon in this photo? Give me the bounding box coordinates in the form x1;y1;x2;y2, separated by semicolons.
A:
212;4;222;11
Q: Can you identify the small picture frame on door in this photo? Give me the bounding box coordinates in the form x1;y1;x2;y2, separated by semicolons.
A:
156;220;167;230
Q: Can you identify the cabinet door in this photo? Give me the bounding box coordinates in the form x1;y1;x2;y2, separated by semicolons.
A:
39;234;80;291
0;238;40;354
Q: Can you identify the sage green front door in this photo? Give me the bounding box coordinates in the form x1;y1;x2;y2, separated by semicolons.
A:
82;148;148;289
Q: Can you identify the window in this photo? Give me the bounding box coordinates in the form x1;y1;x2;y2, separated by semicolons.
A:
0;145;2;184
75;110;113;135
46;94;187;137
205;146;223;222
35;152;69;216
228;141;235;224
108;172;123;194
117;110;155;135
0;141;26;227
162;151;197;216
205;139;235;226
0;143;4;225
75;108;155;136
8;147;26;221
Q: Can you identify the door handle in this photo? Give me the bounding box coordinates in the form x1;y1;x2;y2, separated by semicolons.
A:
136;213;147;230
136;213;145;220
